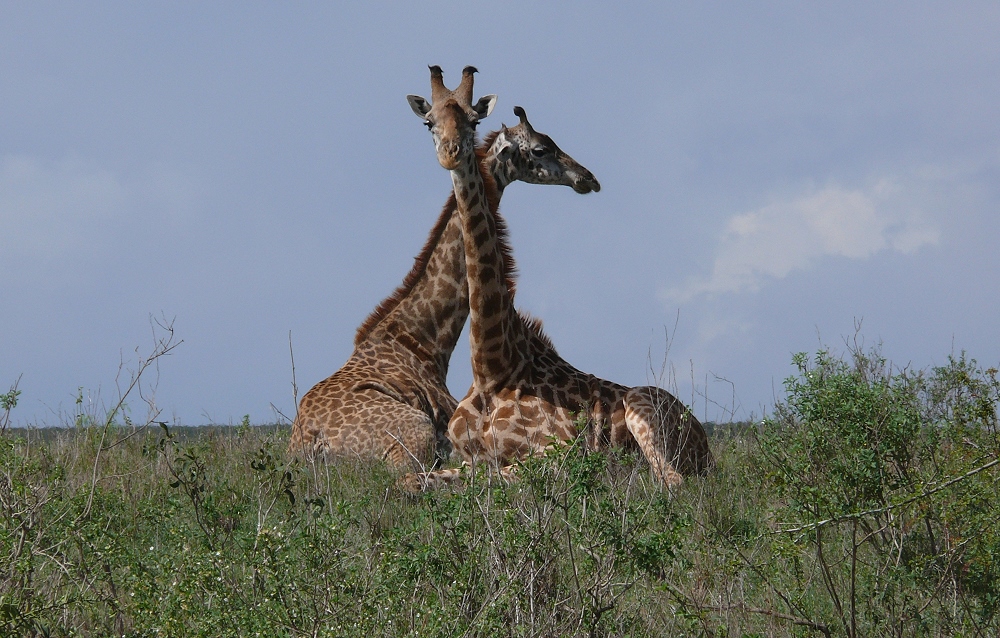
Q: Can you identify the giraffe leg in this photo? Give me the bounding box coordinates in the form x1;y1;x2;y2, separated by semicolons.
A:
398;465;467;493
380;412;438;468
363;399;442;470
623;386;713;487
397;462;520;493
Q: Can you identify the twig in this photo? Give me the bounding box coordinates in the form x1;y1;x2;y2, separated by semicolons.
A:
705;602;832;636
773;455;1000;535
270;403;296;426
383;429;427;473
80;317;181;521
698;515;824;636
815;525;847;636
289;330;299;420
0;374;22;434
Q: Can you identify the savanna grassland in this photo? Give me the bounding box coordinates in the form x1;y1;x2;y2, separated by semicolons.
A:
1;346;999;637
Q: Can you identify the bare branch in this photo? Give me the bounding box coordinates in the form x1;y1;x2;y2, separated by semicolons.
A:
774;455;1000;536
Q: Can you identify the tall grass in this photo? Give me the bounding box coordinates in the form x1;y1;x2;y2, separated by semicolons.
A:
1;345;998;637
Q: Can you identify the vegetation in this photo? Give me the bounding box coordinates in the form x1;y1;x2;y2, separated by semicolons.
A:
1;344;998;636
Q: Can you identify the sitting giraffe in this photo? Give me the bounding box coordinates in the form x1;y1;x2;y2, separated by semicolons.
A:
287;103;600;467
403;66;714;490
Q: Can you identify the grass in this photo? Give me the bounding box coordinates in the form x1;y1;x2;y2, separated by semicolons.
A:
1;346;998;637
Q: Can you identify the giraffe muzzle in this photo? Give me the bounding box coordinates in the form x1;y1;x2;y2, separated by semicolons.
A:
437;142;463;170
571;171;601;194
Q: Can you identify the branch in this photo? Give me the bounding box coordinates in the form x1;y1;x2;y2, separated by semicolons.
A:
705;602;832;637
79;316;182;521
289;330;299;421
0;374;23;434
774;455;1000;535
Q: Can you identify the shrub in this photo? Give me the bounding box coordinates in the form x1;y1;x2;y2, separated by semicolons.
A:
1;345;997;637
754;347;1000;637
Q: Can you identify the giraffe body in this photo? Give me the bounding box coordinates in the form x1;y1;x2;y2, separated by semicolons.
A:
288;95;599;467
404;66;713;490
445;325;709;487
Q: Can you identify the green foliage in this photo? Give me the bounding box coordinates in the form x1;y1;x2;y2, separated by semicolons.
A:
762;348;924;517
0;424;694;636
0;388;18;413
386;441;689;636
755;347;1000;636
0;377;20;434
0;345;997;636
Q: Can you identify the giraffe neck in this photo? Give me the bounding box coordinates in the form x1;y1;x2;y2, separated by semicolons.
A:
356;142;509;377
358;211;466;374
450;149;528;393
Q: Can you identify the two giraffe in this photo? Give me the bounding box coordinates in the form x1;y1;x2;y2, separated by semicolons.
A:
401;67;714;490
287;93;600;467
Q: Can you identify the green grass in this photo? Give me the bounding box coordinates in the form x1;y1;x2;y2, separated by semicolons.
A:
2;347;999;637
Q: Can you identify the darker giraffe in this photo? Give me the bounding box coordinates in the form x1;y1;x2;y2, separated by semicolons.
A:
288;90;599;468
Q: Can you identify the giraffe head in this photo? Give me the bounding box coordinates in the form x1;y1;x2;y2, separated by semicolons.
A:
408;66;497;170
489;106;601;194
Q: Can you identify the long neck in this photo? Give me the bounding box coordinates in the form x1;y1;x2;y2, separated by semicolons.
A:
359;210;467;374
356;148;507;377
451;149;528;393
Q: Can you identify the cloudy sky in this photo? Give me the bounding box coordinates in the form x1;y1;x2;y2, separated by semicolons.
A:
3;3;998;426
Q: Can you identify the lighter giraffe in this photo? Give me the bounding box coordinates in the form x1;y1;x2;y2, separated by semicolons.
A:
287;103;600;467
403;66;714;490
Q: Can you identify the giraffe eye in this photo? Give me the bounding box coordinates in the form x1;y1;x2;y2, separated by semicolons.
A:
424;120;433;130
531;147;547;158
471;120;480;130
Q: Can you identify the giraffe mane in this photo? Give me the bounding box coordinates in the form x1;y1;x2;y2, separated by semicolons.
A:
475;129;519;299
487;163;520;302
518;310;557;351
480;129;501;150
354;133;513;345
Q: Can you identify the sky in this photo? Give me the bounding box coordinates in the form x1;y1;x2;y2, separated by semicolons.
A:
2;2;998;427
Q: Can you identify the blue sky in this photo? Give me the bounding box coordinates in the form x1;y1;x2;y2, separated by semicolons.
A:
3;2;998;426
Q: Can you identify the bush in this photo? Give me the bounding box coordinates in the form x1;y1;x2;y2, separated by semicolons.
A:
0;344;997;636
755;347;1000;636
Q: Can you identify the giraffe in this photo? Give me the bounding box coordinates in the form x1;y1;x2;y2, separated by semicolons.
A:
403;65;714;491
287;99;600;468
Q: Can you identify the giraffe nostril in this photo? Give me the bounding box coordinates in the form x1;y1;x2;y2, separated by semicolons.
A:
572;174;601;194
581;171;600;193
438;147;461;170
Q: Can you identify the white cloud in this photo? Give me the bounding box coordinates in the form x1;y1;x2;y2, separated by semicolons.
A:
664;178;941;303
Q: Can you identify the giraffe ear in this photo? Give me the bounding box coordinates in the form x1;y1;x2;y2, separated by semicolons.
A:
494;127;515;161
472;94;497;119
407;95;432;118
497;144;515;163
